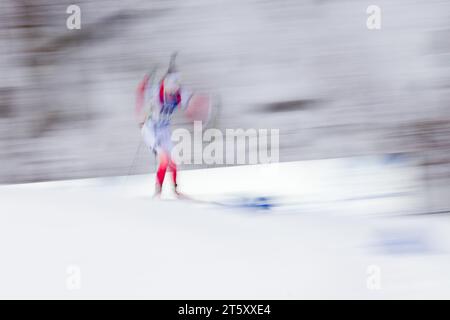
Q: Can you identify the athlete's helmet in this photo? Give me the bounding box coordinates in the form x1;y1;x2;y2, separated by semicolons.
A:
164;72;181;93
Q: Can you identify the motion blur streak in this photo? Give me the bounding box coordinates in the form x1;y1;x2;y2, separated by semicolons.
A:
1;0;450;299
1;0;449;183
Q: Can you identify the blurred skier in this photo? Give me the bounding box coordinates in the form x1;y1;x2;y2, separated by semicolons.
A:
136;54;191;197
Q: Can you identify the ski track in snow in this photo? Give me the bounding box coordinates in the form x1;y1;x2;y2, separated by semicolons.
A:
1;159;450;299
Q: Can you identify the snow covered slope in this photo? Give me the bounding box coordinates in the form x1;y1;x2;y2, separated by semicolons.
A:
1;157;449;299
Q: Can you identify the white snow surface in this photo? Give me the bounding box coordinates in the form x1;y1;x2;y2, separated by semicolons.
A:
1;158;450;299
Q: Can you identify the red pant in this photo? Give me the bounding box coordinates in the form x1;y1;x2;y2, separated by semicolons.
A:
156;151;177;187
